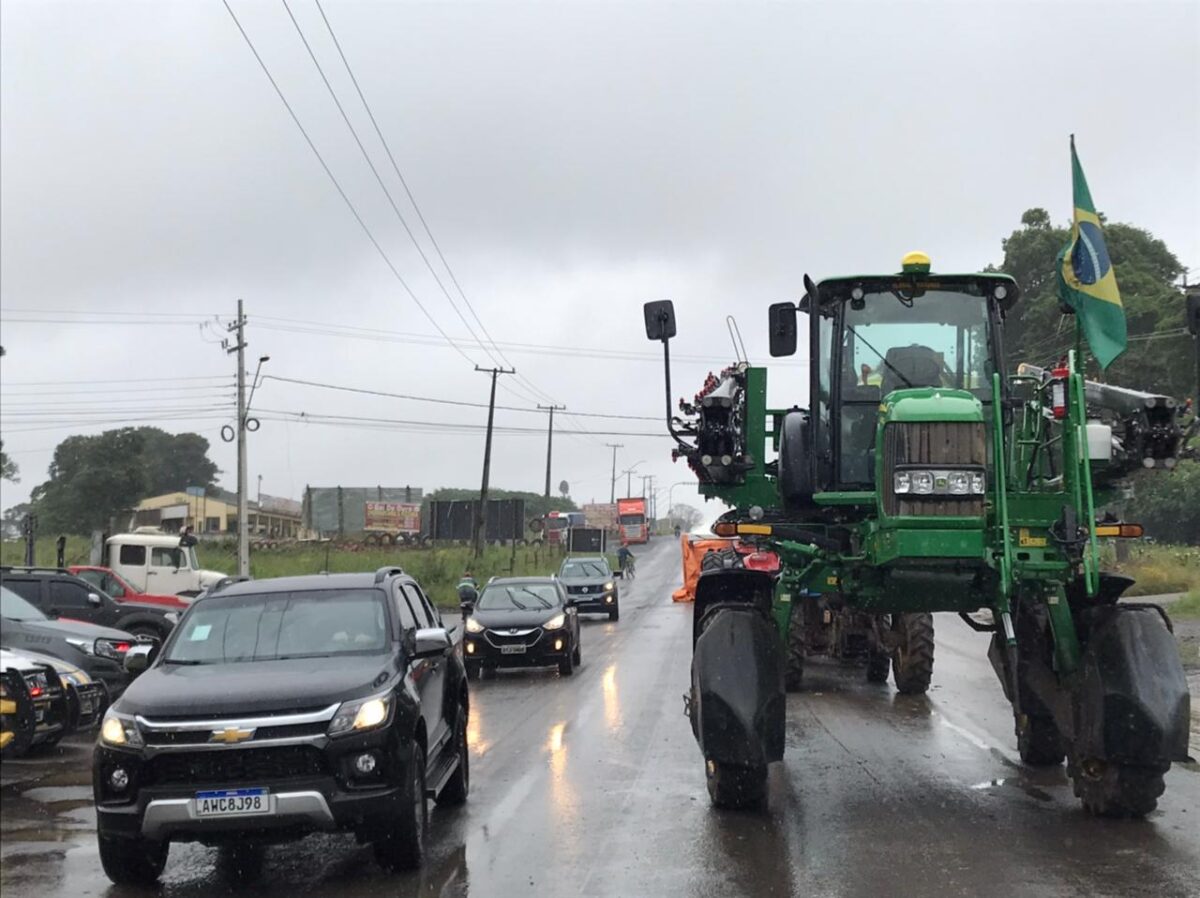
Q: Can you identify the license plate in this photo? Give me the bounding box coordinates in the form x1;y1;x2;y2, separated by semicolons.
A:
79;695;95;716
194;788;272;818
500;644;526;655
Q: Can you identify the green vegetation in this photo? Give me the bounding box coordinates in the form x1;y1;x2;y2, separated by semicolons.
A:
1101;543;1200;597
1169;590;1200;621
0;535;566;610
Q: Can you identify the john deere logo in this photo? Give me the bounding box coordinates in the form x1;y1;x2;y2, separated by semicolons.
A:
209;727;255;744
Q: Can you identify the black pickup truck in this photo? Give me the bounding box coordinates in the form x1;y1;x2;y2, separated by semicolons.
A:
93;568;470;885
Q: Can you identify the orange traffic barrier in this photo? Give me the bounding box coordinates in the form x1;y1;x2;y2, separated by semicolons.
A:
671;536;740;602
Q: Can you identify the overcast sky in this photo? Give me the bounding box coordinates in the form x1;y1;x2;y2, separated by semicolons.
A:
2;0;1197;519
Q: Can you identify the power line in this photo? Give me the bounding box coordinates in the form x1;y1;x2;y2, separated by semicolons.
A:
220;0;480;369
260;373;659;420
278;0;513;381
310;0;559;409
1;375;230;387
256;407;669;437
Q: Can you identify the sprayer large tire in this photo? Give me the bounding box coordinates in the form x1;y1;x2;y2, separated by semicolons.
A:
784;618;805;692
1016;712;1065;766
705;761;767;810
891;612;935;695
1069;759;1166;818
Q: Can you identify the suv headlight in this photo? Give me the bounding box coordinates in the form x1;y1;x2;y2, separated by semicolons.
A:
603;582;615;592
542;612;566;631
100;710;143;748
328;694;391;736
464;617;484;634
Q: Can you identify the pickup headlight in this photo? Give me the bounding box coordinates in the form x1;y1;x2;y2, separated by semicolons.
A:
328;695;391;736
542;613;566;631
464;617;484;634
100;710;143;748
95;639;131;661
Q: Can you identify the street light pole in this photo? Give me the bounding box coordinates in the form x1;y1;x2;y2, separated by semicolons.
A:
474;365;516;557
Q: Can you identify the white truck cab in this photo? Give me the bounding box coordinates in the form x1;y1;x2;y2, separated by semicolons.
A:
104;529;225;597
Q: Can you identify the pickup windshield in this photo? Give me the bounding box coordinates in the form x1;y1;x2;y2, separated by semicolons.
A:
164;589;389;664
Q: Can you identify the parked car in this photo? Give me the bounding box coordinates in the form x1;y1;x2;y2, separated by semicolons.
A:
0;647;71;757
557;556;620;621
20;647;108;735
69;566;190;610
94;567;470;885
0;567;179;641
1;585;137;699
461;577;581;678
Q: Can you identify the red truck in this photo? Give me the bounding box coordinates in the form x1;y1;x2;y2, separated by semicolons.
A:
616;498;649;545
68;566;190;610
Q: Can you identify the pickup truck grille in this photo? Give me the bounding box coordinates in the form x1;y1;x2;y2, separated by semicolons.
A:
144;746;328;786
882;421;987;516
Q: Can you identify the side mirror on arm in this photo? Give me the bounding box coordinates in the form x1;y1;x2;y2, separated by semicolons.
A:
768;302;798;357
410;627;451;660
643;300;677;341
87;592;103;607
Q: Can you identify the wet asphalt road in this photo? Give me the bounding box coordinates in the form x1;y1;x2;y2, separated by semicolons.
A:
2;539;1198;898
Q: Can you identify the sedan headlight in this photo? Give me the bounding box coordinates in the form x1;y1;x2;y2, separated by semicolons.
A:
100;710;143;748
464;617;484;634
542;613;566;631
328;695;391;736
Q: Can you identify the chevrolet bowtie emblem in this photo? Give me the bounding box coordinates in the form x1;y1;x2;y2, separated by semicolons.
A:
210;727;255;744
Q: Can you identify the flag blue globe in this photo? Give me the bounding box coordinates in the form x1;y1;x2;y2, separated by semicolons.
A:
1071;221;1112;285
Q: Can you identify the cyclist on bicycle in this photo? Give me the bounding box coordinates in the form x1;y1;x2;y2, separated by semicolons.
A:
616;545;635;577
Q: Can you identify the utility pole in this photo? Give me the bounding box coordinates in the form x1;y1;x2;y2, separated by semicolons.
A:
537;404;565;498
606;443;623;503
474;365;516;557
226;300;250;578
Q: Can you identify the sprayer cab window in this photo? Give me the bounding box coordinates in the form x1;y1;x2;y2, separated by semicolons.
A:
837;291;992;400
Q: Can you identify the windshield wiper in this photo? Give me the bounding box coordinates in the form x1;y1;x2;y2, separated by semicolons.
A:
845;324;914;389
518;589;552;609
508;597;529;611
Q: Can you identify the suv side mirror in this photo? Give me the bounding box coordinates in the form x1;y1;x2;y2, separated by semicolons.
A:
123;644;153;675
411;627;451;660
768;302;798;357
643;300;677;341
87;592;103;607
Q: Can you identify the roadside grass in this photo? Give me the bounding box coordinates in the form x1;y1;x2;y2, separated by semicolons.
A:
1169;590;1200;620
1100;543;1200;598
1;536;567;610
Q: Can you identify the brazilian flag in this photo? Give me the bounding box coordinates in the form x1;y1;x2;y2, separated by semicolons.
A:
1056;136;1126;369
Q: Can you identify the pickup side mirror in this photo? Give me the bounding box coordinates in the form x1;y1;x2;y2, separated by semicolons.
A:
87;592;103;608
123;644;153;675
643;300;677;341
410;627;451;660
768;302;798;357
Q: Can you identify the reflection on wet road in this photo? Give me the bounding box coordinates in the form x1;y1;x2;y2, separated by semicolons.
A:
2;539;1198;897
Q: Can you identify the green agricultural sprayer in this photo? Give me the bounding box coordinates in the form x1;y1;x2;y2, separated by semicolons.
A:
643;252;1197;815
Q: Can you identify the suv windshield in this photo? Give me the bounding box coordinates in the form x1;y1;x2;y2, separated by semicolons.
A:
0;586;47;621
560;560;610;578
164;589;389;665
477;583;561;611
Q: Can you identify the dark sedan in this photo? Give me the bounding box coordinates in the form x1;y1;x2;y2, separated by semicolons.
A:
461;578;581;678
1;586;137;699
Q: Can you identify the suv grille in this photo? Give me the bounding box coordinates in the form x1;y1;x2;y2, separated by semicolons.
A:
144;746;328;786
484;629;543;649
882;421;986;516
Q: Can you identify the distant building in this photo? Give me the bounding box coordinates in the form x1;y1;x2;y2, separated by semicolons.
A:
132;490;304;539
